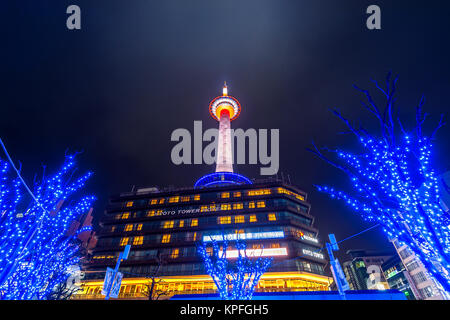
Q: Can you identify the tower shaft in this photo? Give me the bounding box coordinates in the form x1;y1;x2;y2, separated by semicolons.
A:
215;110;233;173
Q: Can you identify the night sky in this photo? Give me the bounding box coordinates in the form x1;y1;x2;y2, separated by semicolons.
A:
1;1;450;262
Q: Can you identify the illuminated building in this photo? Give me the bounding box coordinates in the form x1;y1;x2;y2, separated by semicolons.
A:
75;85;331;299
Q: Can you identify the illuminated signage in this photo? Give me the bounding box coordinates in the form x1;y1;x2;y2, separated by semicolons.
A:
302;249;324;260
302;235;318;243
219;247;288;258
203;231;284;242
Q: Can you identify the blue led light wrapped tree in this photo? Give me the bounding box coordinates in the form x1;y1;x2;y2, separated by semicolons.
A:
0;154;95;299
198;238;272;300
309;73;450;292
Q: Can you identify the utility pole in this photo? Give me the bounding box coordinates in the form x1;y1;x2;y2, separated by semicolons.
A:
326;234;350;300
103;244;131;300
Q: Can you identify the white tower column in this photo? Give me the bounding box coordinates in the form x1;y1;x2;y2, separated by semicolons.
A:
215;110;233;173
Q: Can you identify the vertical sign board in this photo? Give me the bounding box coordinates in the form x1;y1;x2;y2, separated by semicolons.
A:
101;267;114;296
109;272;123;298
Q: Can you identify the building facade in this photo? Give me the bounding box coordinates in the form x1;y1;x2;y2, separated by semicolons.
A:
75;180;331;299
342;250;393;291
391;239;449;300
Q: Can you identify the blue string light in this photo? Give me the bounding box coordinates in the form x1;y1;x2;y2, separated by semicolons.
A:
0;152;95;300
197;239;272;300
310;74;450;292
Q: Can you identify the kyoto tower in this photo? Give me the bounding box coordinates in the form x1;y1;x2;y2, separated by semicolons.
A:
195;83;252;187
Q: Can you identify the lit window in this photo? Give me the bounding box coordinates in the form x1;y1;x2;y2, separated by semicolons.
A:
156;210;163;216
150;199;158;205
257;201;265;208
147;210;155;217
200;205;208;212
232;203;243;210
125;224;133;232
277;188;305;201
122;212;130;219
163;221;174;229
133;236;143;245
194;194;200;201
234;215;245;223
126;201;134;207
171;248;179;259
159;198;165;204
161;234;171;243
221;192;230;198
252;244;262;249
120;237;129;246
181;196;190;202
111;226;116;232
136;224;143;231
191;219;198;227
169;196;179;203
271;243;280;248
209;204;217;211
233;192;241;197
221;203;231;211
206;247;213;256
193;232;197;241
248;202;255;209
248;189;271;196
218;216;231;224
179;220;185;228
268;213;277;221
249;215;257;222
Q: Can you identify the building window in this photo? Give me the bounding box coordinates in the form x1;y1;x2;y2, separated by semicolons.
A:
147;210;155;217
412;271;427;285
399;247;413;260
249;215;257;222
169;196;179;203
150;199;158;205
200;205;208;212
159;198;165;204
171;248;179;259
193;232;197;241
248;202;255;209
133;236;143;245
218;216;231;224
120;237;129;246
163;221;174;229
256;201;265;208
419;286;434;298
248;189;271;196
156;210;163;216
110;226;116;232
221;192;230;198
126;201;134;207
270;243;280;248
234;215;245;223
181;196;190;202
268;213;277;221
209;204;217;211
233;191;241;197
191;219;198;227
179;220;185;228
194;194;200;201
136;223;143;231
232;203;243;210
124;224;133;232
221;203;231;211
121;212;130;219
161;234;171;243
406;261;420;272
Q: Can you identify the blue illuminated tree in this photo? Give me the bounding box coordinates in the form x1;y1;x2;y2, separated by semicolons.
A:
198;238;272;300
308;73;450;292
0;153;95;299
